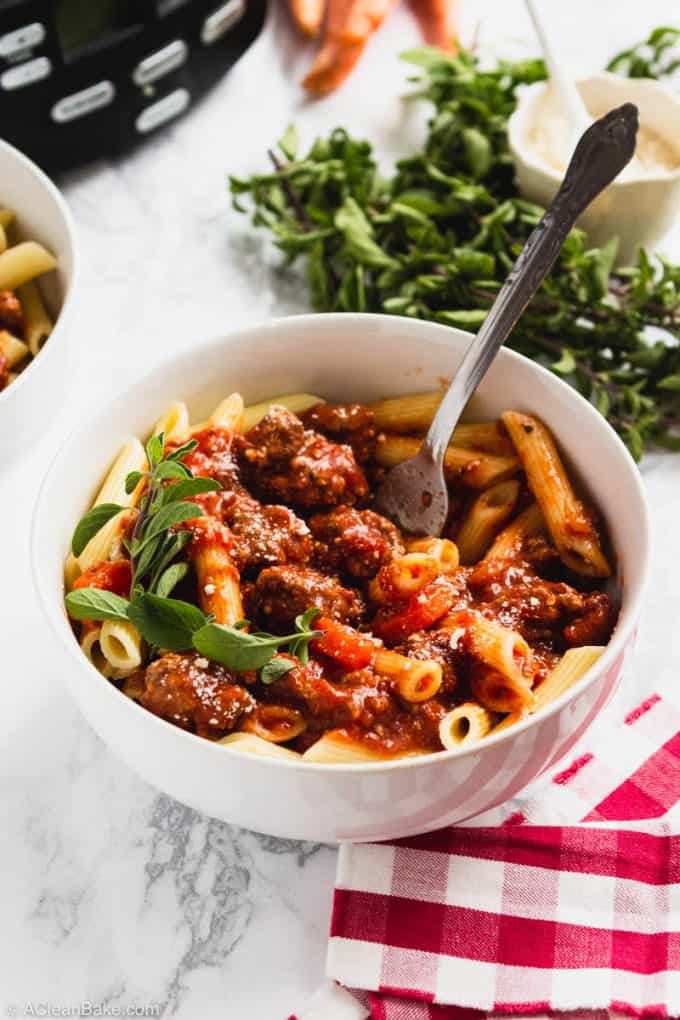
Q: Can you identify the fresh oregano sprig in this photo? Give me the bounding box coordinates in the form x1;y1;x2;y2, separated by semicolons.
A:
64;586;322;680
229;35;680;459
70;432;222;600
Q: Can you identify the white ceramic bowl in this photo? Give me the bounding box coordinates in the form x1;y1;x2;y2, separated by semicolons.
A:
508;74;680;265
31;314;649;842
0;139;78;467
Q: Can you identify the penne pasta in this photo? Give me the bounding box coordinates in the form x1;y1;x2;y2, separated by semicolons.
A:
532;646;604;712
191;535;243;625
80;626;110;675
456;480;520;564
0;241;57;291
208;392;245;432
240;705;307;743
484;502;545;561
152;401;190;443
241;392;323;432
439;702;495;749
374;648;442;702
471;667;536;714
16;280;53;357
443;609;535;709
375;434;519;489
502;411;611;577
369;394;514;454
64;387;618;766
95;438;148;507
0;330;29;368
219;732;302;760
0;224;6;254
65;440;147;586
100;620;143;674
369;552;440;602
406;537;459;574
303;731;427;763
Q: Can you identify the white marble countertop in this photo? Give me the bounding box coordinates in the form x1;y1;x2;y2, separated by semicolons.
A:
1;2;678;1017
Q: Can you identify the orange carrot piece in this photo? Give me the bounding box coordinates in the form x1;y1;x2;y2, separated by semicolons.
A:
288;0;325;37
408;0;461;51
303;0;398;95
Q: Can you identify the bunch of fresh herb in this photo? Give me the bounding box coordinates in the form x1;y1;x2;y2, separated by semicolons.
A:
66;436;322;680
607;26;679;80
229;36;680;459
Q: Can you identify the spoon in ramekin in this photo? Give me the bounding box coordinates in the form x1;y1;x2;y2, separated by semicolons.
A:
375;104;638;537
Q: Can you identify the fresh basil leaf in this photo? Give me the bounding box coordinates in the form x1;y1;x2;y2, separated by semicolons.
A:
166;439;198;462
139;501;202;548
125;470;145;495
162;477;222;504
155;562;189;599
71;503;123;558
145;432;164;468
192;623;283;672
127;593;206;653
260;656;296;685
65;588;130;622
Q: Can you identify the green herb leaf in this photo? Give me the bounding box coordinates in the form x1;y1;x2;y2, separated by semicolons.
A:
278;123;299;161
162;477;222;504
260;655;296;685
125;471;145;494
155;562;189;599
65;587;130;622
154;460;192;482
71;504;123;558
166;439;198;462
127;593;206;652
145;432;165;468
192;623;284;671
139;501;202;548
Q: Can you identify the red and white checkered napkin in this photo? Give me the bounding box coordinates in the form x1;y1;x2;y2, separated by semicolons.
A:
290;693;680;1020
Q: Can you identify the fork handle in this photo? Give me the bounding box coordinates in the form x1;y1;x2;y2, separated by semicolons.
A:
424;103;638;464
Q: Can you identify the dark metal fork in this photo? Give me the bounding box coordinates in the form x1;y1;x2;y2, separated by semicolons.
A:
375;103;639;536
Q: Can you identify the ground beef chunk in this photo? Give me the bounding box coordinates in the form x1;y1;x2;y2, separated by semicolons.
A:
179;426;242;491
395;629;459;696
237;405;368;510
0;290;24;336
563;591;614;646
467;558;614;650
302;402;377;463
310;506;405;579
250;564;365;632
195;490;312;574
138;652;255;738
271;659;394;732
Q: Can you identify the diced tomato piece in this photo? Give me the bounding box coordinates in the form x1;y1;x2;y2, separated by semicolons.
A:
371;578;456;645
72;559;132;598
312;616;376;670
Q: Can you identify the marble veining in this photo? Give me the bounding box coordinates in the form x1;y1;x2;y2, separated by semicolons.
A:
1;1;678;1017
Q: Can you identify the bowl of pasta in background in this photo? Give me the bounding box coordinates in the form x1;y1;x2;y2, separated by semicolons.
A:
31;314;649;842
0;138;78;466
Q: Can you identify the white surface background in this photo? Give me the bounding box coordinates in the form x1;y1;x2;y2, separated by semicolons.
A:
1;1;679;1017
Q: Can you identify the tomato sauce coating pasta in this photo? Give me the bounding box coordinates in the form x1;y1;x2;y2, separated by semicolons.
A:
66;397;616;760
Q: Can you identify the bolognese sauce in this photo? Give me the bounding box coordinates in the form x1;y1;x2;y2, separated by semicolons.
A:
66;397;617;760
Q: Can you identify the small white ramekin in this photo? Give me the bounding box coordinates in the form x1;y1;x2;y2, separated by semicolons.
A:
31;314;649;842
0;139;78;467
509;73;680;264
